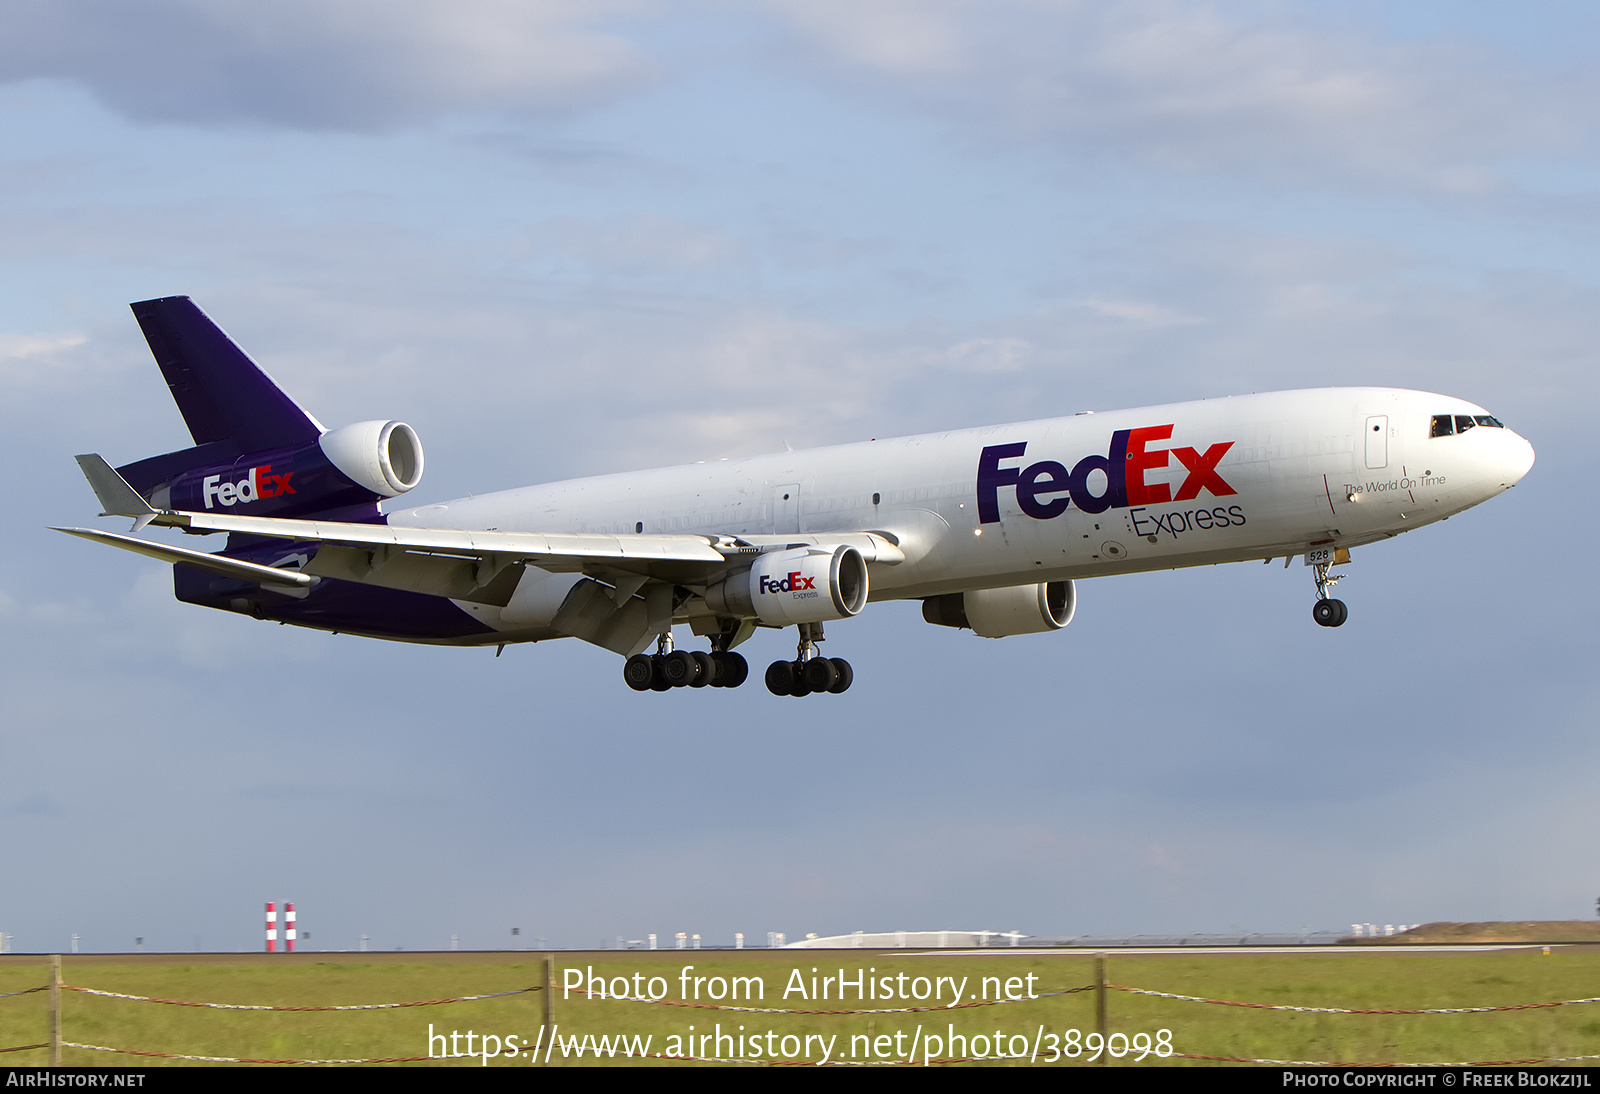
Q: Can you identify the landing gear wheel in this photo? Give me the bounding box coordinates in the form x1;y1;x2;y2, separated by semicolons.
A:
689;650;714;688
660;649;697;686
827;658;853;694
648;655;672;692
1312;598;1348;627
801;657;837;693
1308;555;1349;627
765;660;796;696
623;654;655;691
713;651;749;688
788;661;813;697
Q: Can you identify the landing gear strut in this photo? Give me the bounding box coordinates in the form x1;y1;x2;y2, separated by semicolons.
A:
1310;556;1348;628
766;622;853;697
623;630;749;691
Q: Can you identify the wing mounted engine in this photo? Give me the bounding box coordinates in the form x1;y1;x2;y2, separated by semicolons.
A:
922;581;1076;637
704;545;868;626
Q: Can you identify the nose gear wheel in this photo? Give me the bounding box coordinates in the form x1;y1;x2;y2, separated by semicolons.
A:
1312;598;1348;627
1309;556;1349;628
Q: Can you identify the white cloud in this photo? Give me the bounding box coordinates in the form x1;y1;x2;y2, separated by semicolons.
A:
769;0;1583;188
0;0;658;130
0;331;100;397
0;332;86;360
1074;295;1200;328
521;214;740;274
941;335;1034;371
773;0;970;76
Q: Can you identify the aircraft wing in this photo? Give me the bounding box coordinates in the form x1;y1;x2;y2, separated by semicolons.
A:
60;455;903;608
53;526;315;590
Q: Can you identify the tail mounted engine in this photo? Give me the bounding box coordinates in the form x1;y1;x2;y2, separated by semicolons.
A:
923;580;1076;637
124;419;424;522
158;419;423;518
111;296;423;523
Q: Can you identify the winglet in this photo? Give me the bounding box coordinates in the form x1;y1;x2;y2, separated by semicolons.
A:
74;454;160;531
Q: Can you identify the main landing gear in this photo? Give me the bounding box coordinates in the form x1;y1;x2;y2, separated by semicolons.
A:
623;632;749;692
766;622;853;697
622;623;854;696
1310;556;1348;628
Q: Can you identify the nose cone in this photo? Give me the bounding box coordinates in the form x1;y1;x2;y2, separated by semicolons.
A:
1503;431;1536;486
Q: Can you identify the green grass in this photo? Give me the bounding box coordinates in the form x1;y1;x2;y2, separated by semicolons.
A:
2;947;1598;1066
1377;922;1600;944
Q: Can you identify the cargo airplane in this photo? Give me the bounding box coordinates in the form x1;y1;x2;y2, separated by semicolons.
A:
59;297;1535;696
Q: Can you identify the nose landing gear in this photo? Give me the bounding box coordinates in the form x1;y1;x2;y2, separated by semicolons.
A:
1312;598;1348;627
1310;555;1348;628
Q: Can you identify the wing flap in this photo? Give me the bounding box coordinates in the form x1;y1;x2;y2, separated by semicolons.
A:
306;543;526;606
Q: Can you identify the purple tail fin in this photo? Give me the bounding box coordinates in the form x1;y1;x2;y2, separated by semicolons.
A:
116;297;324;497
111;296;405;524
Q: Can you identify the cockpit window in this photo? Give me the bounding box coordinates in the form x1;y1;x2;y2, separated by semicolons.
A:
1433;413;1507;437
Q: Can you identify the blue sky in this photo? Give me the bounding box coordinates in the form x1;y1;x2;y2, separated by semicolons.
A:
2;1;1597;952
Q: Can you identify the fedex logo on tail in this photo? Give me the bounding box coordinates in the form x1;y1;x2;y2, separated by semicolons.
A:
977;426;1235;523
202;465;296;509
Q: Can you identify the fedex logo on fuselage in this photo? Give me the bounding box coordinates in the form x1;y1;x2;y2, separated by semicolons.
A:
977;425;1235;523
202;465;296;509
759;571;817;596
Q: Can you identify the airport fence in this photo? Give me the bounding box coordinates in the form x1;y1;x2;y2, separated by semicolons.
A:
4;954;1600;1066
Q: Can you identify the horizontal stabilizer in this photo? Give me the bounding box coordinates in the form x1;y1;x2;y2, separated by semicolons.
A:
51;527;315;589
74;454;159;530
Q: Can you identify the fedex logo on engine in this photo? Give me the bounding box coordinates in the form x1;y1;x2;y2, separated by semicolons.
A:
202;465;297;509
978;426;1236;523
759;570;818;596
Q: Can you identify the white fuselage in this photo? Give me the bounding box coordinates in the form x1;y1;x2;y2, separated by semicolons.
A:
389;387;1533;638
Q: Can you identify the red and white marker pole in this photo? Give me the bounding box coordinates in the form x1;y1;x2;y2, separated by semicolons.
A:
265;902;277;953
285;903;296;953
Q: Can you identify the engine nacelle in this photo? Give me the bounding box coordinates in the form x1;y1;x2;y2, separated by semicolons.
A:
922;580;1076;637
705;545;869;626
318;420;425;498
153;419;424;520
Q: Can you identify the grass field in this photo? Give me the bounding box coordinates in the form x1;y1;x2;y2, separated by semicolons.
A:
1372;922;1600;944
3;946;1598;1066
